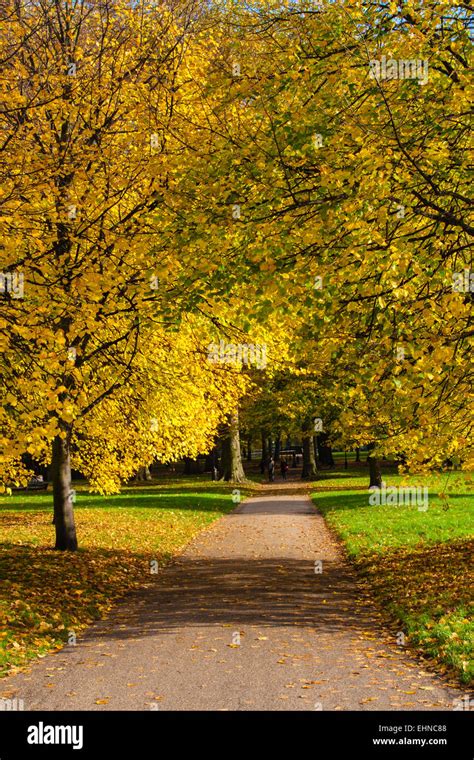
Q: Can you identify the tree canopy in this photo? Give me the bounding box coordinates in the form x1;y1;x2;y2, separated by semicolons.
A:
1;0;472;548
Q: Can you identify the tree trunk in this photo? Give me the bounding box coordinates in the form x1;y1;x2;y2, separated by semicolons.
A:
313;435;319;467
355;447;360;462
260;430;268;473
274;433;281;462
318;432;335;468
368;456;382;488
246;436;252;462
221;411;246;482
344;451;348;470
51;431;77;551
205;448;217;472
301;419;317;479
184;457;201;475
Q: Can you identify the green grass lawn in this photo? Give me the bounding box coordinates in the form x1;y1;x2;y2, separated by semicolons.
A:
312;467;474;685
0;478;255;676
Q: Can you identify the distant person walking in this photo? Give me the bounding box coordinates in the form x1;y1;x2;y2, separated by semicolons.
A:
280;460;289;480
268;456;275;482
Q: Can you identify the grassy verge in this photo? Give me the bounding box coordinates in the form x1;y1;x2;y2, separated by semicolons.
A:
0;478;252;677
312;467;474;685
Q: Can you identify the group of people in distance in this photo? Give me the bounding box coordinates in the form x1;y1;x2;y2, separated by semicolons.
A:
267;457;289;482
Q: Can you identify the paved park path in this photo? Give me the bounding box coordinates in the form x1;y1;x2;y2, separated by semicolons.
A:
1;482;465;710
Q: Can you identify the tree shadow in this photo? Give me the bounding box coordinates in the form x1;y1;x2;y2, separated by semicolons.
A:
0;485;241;512
67;555;385;642
2;537;471;689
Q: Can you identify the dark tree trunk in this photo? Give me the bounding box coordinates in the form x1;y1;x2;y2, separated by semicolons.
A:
355;447;360;462
368;456;382;488
184;457;201;475
317;432;335;468
344;451;348;470
301;419;317;479
274;434;281;462
260;430;268;473
205;447;217;472
221;411;246;482
51;431;77;551
246;436;252;461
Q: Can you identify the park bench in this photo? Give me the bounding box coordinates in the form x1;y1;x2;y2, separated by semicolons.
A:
12;478;49;492
27;480;49;491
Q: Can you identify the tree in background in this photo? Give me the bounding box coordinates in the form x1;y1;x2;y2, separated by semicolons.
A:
209;0;473;475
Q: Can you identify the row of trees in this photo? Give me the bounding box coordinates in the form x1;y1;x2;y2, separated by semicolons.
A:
1;0;472;548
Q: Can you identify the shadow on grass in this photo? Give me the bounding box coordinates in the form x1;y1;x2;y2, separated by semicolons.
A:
355;538;473;684
0;483;248;512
